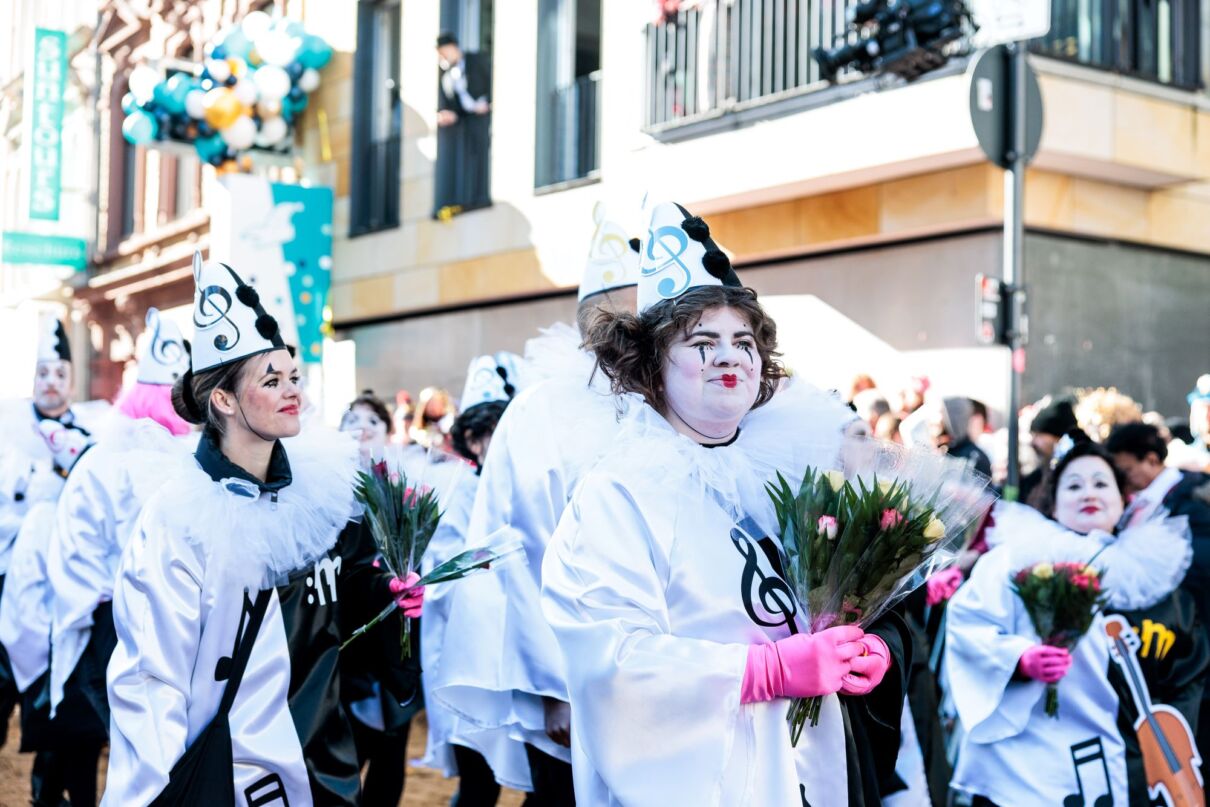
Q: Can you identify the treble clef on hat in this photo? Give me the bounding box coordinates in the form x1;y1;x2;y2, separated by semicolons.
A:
194;284;241;354
643;224;693;300
147;307;186;368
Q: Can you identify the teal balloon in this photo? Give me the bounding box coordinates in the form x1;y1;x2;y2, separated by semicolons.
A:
194;132;226;162
155;73;195;115
121;92;138;115
220;27;253;59
122;109;159;145
295;35;332;70
284;93;309;117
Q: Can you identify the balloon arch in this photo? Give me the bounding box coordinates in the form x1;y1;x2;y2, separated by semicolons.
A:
121;11;333;170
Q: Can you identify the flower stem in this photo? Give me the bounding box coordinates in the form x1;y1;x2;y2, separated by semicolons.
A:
1045;684;1059;718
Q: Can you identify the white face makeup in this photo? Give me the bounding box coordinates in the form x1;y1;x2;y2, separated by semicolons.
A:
1053;455;1124;534
216;349;303;441
341;403;389;457
660;306;762;444
33;360;72;416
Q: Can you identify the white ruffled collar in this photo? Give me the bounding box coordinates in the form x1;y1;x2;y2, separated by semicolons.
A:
603;379;851;531
987;501;1193;610
147;424;360;592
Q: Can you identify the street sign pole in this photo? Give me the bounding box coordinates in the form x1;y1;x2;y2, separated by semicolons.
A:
1003;41;1027;499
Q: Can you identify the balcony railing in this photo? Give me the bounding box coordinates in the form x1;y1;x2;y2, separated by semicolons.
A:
645;0;1202;132
536;71;601;190
645;0;856;129
1030;0;1201;90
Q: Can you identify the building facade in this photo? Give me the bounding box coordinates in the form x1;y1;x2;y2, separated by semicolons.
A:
2;0;1209;423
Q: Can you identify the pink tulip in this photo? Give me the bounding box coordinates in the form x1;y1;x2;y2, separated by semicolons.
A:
817;515;839;540
880;509;904;531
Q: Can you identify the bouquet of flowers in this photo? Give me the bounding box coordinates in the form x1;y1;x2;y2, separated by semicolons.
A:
342;458;521;656
1011;560;1106;717
767;439;993;744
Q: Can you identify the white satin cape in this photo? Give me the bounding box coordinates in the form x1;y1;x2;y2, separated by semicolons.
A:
946;502;1192;805
432;326;629;764
541;383;856;807
103;426;360;807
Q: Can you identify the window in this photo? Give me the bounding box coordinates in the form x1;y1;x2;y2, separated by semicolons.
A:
1032;0;1200;89
120;141;138;239
534;0;601;190
433;0;494;216
350;0;402;236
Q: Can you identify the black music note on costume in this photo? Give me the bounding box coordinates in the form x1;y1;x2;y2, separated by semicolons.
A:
193;284;240;353
245;772;290;806
148;311;185;368
214;591;256;682
643;225;693;299
1063;737;1116;807
731;521;799;634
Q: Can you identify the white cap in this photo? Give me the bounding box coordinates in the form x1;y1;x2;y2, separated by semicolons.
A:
460;352;524;410
137;307;190;385
637;201;740;313
37;315;71;363
190;251;285;373
579;202;639;301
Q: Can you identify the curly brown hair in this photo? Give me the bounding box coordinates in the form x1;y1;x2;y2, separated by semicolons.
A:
582;285;786;415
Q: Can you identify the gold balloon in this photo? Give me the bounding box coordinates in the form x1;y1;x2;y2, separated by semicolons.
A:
203;88;243;130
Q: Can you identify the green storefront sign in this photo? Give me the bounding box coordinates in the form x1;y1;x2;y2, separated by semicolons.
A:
29;28;67;221
2;232;87;270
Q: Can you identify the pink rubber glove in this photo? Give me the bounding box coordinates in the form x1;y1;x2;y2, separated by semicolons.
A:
389;572;425;618
840;635;890;696
741;625;865;704
926;567;965;606
1017;645;1072;683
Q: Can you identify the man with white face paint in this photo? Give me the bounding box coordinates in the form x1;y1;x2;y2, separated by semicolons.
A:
431;203;640;801
0;315;105;747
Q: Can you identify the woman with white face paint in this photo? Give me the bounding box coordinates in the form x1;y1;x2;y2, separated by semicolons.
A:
340;391;392;466
103;255;427;807
540;202;907;807
947;433;1209;806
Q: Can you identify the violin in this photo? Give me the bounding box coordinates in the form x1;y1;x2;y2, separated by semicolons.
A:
1105;614;1204;807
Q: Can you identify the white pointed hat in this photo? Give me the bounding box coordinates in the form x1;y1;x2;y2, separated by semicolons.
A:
579;202;640;301
35;419;92;474
637;201;741;313
36;314;71;363
137;307;191;385
460;352;524;411
190;251;286;373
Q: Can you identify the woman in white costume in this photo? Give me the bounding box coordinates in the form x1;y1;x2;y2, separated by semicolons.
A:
541;201;909;807
103;253;425;807
419;352;533;805
946;433;1208;806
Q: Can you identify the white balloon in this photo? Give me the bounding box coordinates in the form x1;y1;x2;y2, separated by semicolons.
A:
255;30;299;67
184;89;207;119
252;64;291;102
298;68;321;93
219;116;257;150
256;99;282;118
233;78;259;106
205;58;231;83
255;116;289;148
128;64;162;104
241;11;273;41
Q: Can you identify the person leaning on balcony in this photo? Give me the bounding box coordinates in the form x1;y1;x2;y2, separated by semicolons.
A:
435;31;491;212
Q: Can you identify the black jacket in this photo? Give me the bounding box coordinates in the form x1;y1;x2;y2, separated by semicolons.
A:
438;52;492;114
